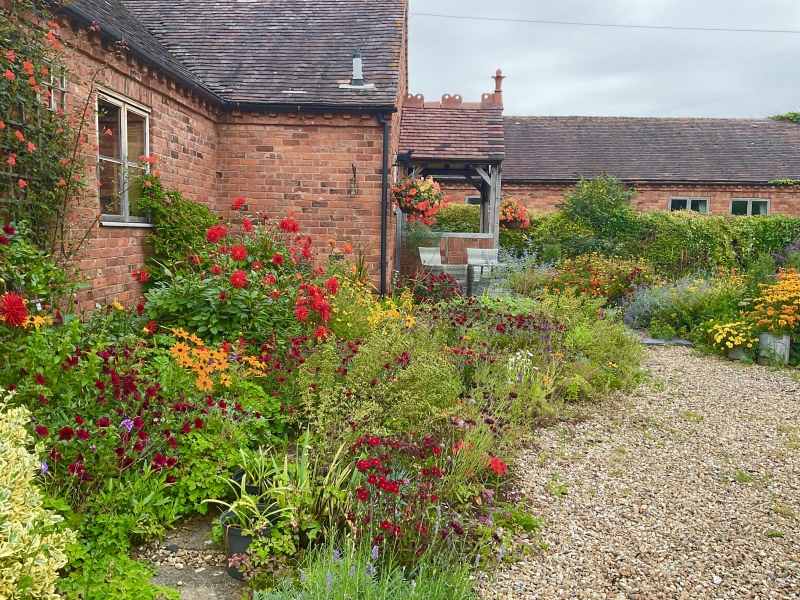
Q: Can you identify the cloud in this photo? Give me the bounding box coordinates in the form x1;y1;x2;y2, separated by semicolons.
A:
409;0;800;117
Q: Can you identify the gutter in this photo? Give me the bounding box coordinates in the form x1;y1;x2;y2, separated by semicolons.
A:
501;178;791;187
376;110;390;296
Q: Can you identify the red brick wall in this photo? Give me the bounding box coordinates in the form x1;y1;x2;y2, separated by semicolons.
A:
215;111;388;283
60;24;218;310
441;181;800;216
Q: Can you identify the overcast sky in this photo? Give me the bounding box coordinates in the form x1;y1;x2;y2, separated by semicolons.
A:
407;0;800;118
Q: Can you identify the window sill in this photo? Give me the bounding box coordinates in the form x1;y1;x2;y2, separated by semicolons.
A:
100;221;154;229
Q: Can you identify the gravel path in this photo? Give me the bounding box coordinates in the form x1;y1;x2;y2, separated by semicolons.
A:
483;346;800;600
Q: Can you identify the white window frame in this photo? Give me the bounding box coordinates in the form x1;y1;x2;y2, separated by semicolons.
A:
730;198;770;216
96;93;151;223
41;73;67;113
669;196;709;214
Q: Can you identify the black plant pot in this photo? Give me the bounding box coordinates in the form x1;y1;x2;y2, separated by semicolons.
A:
221;504;280;580
231;469;263;497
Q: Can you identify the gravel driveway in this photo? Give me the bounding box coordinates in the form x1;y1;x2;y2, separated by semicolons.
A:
483;346;800;600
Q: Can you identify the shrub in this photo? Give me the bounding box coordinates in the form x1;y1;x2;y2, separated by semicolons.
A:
299;328;462;440
545;253;654;303
560;174;643;242
622;273;745;339
430;204;479;233
0;394;75;600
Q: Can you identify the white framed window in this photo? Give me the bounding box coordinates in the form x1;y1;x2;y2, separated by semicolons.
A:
41;73;67;113
669;197;709;213
96;94;150;222
465;195;482;206
730;198;770;216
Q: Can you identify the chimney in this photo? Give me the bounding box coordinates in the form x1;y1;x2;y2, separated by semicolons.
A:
351;49;365;86
492;69;505;107
340;49;375;89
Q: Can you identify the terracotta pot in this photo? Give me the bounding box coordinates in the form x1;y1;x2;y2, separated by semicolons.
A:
502;219;525;230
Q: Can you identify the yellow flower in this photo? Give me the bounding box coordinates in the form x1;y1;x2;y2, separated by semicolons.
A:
171;327;189;339
111;301;124;311
177;355;194;368
170;342;191;358
196;375;213;391
220;373;232;387
189;334;204;346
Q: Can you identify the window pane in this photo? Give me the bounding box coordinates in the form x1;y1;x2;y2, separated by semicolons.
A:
126;167;146;217
466;196;482;205
98;101;121;159
670;198;687;211
731;200;749;216
99;160;121;215
690;199;708;213
127;112;146;161
751;200;769;216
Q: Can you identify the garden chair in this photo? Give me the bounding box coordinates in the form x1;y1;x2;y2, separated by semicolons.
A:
417;247;467;292
466;248;506;297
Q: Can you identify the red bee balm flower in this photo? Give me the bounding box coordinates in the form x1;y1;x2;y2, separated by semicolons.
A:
206;224;227;243
230;270;248;288
230;245;247;262
0;292;27;327
489;456;507;475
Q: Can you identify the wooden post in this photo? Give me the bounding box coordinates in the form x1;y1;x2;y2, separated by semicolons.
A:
490;166;501;249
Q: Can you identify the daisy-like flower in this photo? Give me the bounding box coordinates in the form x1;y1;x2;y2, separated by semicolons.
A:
196;375;213;391
171;327;189;339
170;342;191;358
0;292;28;327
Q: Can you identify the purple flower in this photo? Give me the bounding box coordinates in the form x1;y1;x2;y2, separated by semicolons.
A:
120;419;134;433
300;570;307;584
326;571;332;589
366;563;376;577
349;565;355;578
41;461;48;474
371;545;379;560
332;549;341;564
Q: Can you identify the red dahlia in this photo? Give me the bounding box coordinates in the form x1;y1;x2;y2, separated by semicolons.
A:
206;224;227;243
0;292;27;327
230;270;248;288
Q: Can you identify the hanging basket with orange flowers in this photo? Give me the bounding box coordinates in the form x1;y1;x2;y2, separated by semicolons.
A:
499;197;530;229
391;177;450;226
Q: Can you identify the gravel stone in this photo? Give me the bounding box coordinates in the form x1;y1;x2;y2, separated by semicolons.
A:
482;347;800;599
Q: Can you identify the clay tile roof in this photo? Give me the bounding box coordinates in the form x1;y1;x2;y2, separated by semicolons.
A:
399;107;505;163
503;116;800;184
68;0;201;86
111;0;406;107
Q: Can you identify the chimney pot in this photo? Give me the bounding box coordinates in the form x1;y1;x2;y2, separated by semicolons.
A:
351;49;365;86
492;69;505;107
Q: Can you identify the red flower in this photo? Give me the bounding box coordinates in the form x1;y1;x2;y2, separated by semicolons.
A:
379;520;392;531
34;425;48;437
182;423;191;434
489;456;507;475
324;277;339;295
210;265;222;276
251;260;263;271
357;486;369;501
0;292;27;327
272;253;284;266
166;457;178;467
279;217;300;233
206;224;227;243
294;306;309;321
230;245;247;262
314;326;328;341
74;415;84;425
68;462;85;476
233;196;246;211
98;418;111;427
35;374;46;386
146;321;158;335
166;475;176;484
2;225;13;235
218;291;228;302
95;380;106;391
76;429;90;441
38;394;47;404
269;290;282;300
152;453;168;468
132;269;149;283
194;418;204;430
230;270;248;288
58;426;74;441
0;236;8;246
242;217;253;232
263;273;277;285
132;417;145;429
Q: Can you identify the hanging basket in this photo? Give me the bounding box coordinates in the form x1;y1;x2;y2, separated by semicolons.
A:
502;219;525;230
396;202;416;215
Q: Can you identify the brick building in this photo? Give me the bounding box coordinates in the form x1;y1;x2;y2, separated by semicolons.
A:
422;114;800;220
47;0;408;307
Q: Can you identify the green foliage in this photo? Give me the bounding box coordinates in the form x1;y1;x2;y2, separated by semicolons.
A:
57;553;179;600
560;174;644;242
430;204;479;233
300;328;462;440
771;112;800;124
0;222;83;309
255;541;475;599
137;175;219;283
768;179;797;187
730;215;800;268
0;1;95;260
